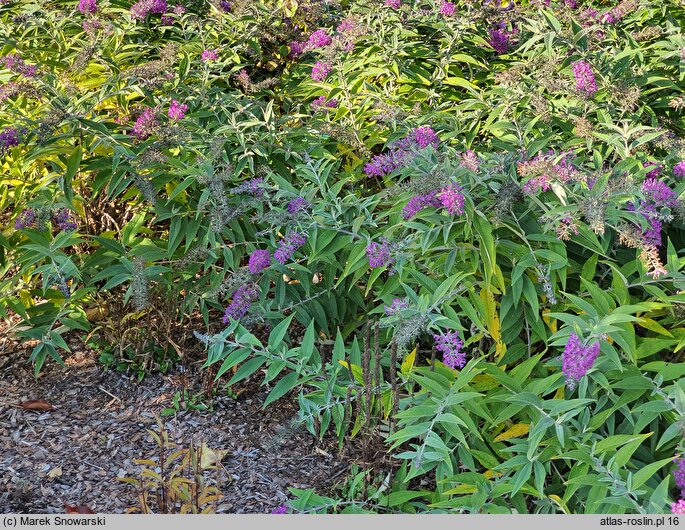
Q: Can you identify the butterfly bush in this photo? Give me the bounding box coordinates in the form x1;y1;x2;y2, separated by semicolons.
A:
366;240;393;268
201;49;219;63
311;61;332;81
167;99;188;121
78;0;97;15
248;250;271;274
438;1;456;16
674;161;685;178
562;333;601;389
433;331;465;369
222;284;260;323
274;232;306;264
572;60;598;96
0;126;20;155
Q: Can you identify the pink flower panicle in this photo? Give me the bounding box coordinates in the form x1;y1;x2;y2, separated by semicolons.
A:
131;107;158;140
202;49;219;62
438;184;465;215
460;149;479;172
0;53;37;77
674;161;685;179
78;0;97;15
311;96;338;111
572;60;598;96
672;500;685;515
402;192;441;219
311;61;332;81
439;1;456;15
131;0;167;19
307;29;332;49
385;0;401;8
167;99;188;121
562;332;601;389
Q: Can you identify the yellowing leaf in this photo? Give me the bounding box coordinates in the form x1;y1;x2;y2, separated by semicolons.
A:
401;346;417;376
483;469;503;479
338;360;364;384
480;288;505;358
636;317;673;337
48;467;62;479
542;309;557;333
472;374;500;391
200;443;229;470
444;484;478;494
553;386;565;399
494;423;530;442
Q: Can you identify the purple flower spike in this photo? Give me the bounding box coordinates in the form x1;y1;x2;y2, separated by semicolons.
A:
674;161;685;179
248;249;271;274
311;61;331;82
271;505;288;514
168;99;188;121
222;284;259;323
366;240;393;268
433;331;465;369
562;332;601;389
572;60;598;96
274;232;306;264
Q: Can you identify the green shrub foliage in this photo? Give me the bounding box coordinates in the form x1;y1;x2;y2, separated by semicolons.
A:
2;0;685;514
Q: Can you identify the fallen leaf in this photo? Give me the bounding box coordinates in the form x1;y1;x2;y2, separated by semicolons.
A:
199;442;229;469
19;400;54;411
48;467;62;479
65;504;95;514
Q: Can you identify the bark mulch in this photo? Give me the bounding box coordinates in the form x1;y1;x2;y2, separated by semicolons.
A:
0;335;350;514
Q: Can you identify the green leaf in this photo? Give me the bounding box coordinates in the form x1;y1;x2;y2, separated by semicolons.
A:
263;371;300;409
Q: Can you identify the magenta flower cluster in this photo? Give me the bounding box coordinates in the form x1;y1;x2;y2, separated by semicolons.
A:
673;500;685;515
311;96;338;111
402;192;441;219
438;184;465;215
572;60;598;96
385;0;401;8
402;184;465;219
0;54;37;77
487;24;516;55
131;107;158;140
222;284;259;323
364;126;440;178
311;61;332;82
202;49;219;63
168;99;188;121
274;232;306;264
433;331;465;369
130;0;167;20
78;0;97;15
308;30;332;49
248;249;271;274
439;1;455;16
674;161;685;178
643;161;663;179
562;332;601;389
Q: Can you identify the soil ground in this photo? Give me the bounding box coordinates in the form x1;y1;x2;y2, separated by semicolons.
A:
0;330;350;514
